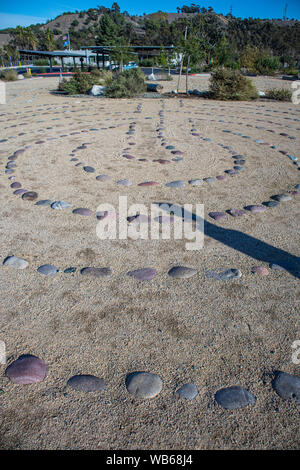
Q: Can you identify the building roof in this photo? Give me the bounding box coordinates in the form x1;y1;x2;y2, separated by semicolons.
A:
18;49;96;58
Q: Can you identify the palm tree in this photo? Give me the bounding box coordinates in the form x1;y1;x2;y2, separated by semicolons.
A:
43;29;55;51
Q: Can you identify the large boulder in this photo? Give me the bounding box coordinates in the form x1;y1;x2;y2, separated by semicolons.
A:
89;85;106;96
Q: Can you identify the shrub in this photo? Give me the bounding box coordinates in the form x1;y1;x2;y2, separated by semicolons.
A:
58;70;94;94
24;72;32;78
33;59;49;66
139;58;156;67
209;68;258;101
105;68;146;98
254;55;280;75
0;69;18;81
265;88;292;101
90;68;113;85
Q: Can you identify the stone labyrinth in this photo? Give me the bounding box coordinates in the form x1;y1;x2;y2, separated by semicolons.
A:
1;96;300;408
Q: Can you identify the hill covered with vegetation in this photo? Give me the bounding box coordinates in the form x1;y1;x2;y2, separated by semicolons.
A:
0;3;299;72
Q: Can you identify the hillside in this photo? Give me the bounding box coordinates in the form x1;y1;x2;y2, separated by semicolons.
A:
0;5;299;66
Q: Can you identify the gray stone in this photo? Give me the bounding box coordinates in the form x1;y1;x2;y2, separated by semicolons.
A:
272;194;292;202
83;166;95;173
272;371;300;404
188;179;202;186
117;179;132;186
176;383;198;400
80;267;112;278
168;266;197;279
127;268;157;281
245;205;267;213
126;372;162;398
51;201;72;210
3;255;28;270
203;177;216;184
37;264;58;276
228;209;247;217
96;174;111;182
208;212;227;221
215;386;256;409
67;374;106;392
165;180;185;188
72;208;92;216
205;268;242;280
263;200;279;208
22;191;38;201
35;199;52;206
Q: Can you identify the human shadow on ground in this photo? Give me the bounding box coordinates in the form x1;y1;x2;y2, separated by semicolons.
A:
154;202;300;279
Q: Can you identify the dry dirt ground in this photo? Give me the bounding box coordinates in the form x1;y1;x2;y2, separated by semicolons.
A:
0;76;299;450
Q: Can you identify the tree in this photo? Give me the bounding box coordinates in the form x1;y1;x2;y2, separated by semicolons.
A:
97;14;119;44
110;39;135;71
43;28;56;51
175;27;207;93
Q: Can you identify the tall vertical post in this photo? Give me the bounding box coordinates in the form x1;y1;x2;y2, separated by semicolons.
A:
49;56;53;72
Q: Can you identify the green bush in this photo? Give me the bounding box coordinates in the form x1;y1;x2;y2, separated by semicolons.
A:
209;68;258;101
139;58;156;67
105;68;146;98
254;55;280;75
58;70;94;94
33;59;49;66
90;68;113;85
282;68;298;76
0;69;18;81
265;88;292;101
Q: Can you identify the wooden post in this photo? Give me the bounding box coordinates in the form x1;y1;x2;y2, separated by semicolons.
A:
49;56;53;73
96;53;100;70
102;52;105;69
61;57;64;71
73;56;76;69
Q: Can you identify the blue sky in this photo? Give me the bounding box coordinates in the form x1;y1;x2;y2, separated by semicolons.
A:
0;0;300;29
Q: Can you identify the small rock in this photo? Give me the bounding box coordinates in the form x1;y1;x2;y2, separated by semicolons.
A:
35;200;52;206
67;375;106;392
205;268;242;280
126;372;162;398
96;174;111;182
251;266;269;276
228;209;247;217
5;354;47;384
272;194;292;202
80;267;112;278
83;166;95;173
117;179;132;186
208;212;227;221
203;177;216;184
72;208;92;216
51;201;72;210
188;179;202;186
37;264;58;276
176;383;198;400
245;205;267;213
165;180;185;188
215;386;256;409
22;191;38;201
272;371;300;404
127;268;157;281
168;266;197;279
3;255;28;270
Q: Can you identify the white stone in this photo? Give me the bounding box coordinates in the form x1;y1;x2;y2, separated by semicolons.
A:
89;85;106;96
